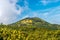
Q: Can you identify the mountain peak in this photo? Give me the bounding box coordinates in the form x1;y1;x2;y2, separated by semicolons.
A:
9;17;59;30
10;17;50;27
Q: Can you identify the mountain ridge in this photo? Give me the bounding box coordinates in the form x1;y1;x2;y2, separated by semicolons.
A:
8;17;60;30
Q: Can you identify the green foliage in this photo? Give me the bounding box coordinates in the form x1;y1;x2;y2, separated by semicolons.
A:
0;17;60;40
0;26;60;40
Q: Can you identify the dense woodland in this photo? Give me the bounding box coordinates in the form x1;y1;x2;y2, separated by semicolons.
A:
0;17;60;40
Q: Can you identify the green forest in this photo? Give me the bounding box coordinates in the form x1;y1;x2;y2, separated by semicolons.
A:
0;17;60;40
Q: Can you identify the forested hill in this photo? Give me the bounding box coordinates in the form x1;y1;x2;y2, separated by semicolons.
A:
0;17;60;40
9;17;60;30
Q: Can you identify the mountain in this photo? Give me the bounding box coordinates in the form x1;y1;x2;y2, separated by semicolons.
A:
9;17;60;30
10;17;49;26
0;17;60;40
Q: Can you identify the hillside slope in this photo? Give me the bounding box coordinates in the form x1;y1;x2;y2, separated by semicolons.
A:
0;17;60;40
9;17;60;30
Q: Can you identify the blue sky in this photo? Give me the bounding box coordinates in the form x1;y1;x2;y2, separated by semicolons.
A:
0;0;60;24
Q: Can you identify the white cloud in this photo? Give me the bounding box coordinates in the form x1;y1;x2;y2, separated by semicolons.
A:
43;12;49;16
30;6;60;24
47;14;60;24
0;0;23;24
21;15;29;19
43;6;60;24
41;0;48;5
40;0;60;5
